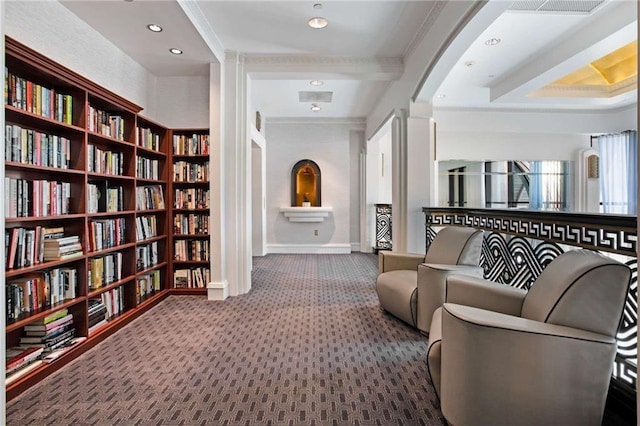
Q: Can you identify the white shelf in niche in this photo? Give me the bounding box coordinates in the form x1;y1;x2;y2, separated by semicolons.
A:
280;206;333;222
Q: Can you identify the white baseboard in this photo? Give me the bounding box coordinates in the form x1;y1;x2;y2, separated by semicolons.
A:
351;243;361;252
267;244;352;254
207;280;229;301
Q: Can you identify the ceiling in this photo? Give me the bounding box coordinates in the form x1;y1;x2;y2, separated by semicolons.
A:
61;0;638;119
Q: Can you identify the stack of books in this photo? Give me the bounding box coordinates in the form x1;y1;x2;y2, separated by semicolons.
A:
20;308;75;352
5;346;44;385
43;234;82;261
88;298;107;335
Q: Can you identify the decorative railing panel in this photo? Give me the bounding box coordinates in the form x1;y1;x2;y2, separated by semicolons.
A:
423;207;637;394
375;204;392;252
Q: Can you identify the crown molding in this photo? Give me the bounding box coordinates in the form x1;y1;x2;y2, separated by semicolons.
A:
266;117;366;128
404;1;446;57
243;55;403;81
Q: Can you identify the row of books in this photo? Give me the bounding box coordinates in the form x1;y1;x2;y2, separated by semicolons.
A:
174;213;209;235
136;156;160;180
5;124;72;169
174;239;210;262
87;298;108;335
5;226;80;269
5;68;74;124
174;267;210;289
137;127;161;152
174;188;209;210
136;241;159;272
173;161;209;183
136;215;158;241
136;270;161;303
5;178;72;218
87;106;125;140
6;268;78;320
173;133;209;156
136;185;165;211
87;144;125;175
89;218;126;252
87;182;124;213
88;252;123;290
102;286;125;320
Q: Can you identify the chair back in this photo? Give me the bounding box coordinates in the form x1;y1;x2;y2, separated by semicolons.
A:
424;227;483;266
521;250;631;337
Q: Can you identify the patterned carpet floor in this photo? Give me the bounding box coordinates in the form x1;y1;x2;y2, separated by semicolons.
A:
6;253;445;425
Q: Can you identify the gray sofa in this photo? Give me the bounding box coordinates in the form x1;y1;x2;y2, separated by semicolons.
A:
427;249;631;426
376;227;484;333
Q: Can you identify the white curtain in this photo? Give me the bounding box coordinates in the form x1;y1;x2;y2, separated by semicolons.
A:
598;131;638;215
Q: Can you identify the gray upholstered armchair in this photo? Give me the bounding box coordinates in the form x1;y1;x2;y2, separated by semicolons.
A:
427;249;631;426
376;227;484;333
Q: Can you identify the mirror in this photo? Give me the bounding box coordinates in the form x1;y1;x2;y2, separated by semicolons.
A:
438;160;573;211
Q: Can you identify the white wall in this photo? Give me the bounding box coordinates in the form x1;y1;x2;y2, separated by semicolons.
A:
155;76;210;128
265;119;364;253
5;1;157;119
5;1;211;129
433;107;638;161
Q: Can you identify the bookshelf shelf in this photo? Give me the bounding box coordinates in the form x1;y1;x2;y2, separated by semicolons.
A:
173;234;209;238
4;37;180;401
5;298;85;333
87;275;136;298
87;242;137;257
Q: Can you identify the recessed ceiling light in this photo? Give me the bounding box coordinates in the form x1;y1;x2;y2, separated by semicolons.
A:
313;3;323;9
484;38;501;46
310;104;322;112
436;94;446;99
464;60;475;68
147;24;163;33
169;48;183;55
310;80;324;86
308;17;328;29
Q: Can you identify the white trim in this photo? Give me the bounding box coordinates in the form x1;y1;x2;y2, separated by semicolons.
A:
267;244;352;254
207;281;229;301
267;117;366;127
280;206;333;222
351;243;361;252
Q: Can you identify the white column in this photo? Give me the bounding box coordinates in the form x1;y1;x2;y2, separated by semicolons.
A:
391;109;408;252
406;102;434;254
213;51;252;298
207;62;229;300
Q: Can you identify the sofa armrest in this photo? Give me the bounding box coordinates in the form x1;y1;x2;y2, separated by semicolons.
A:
440;303;616;426
378;251;424;273
445;274;527;316
415;264;483;333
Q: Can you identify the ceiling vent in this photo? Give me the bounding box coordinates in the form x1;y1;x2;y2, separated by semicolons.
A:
299;91;333;103
508;0;605;14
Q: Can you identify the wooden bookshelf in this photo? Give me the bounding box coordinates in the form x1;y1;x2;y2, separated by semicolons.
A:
169;129;210;293
3;37;207;400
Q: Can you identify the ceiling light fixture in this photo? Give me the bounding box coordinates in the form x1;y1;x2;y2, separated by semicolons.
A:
308;17;328;29
310;104;322;112
313;3;323;9
169;48;183;55
310;80;324;86
464;60;475;68
435;94;446;99
484;38;501;46
147;24;163;33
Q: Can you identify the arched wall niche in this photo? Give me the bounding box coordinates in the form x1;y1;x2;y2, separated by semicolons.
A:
291;159;322;207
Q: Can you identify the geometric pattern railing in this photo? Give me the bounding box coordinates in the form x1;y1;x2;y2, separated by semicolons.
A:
423;207;637;393
375;204;392;252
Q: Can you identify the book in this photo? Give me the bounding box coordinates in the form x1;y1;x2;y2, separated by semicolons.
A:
6;346;44;371
5;360;44;385
42;336;87;363
23;313;73;332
